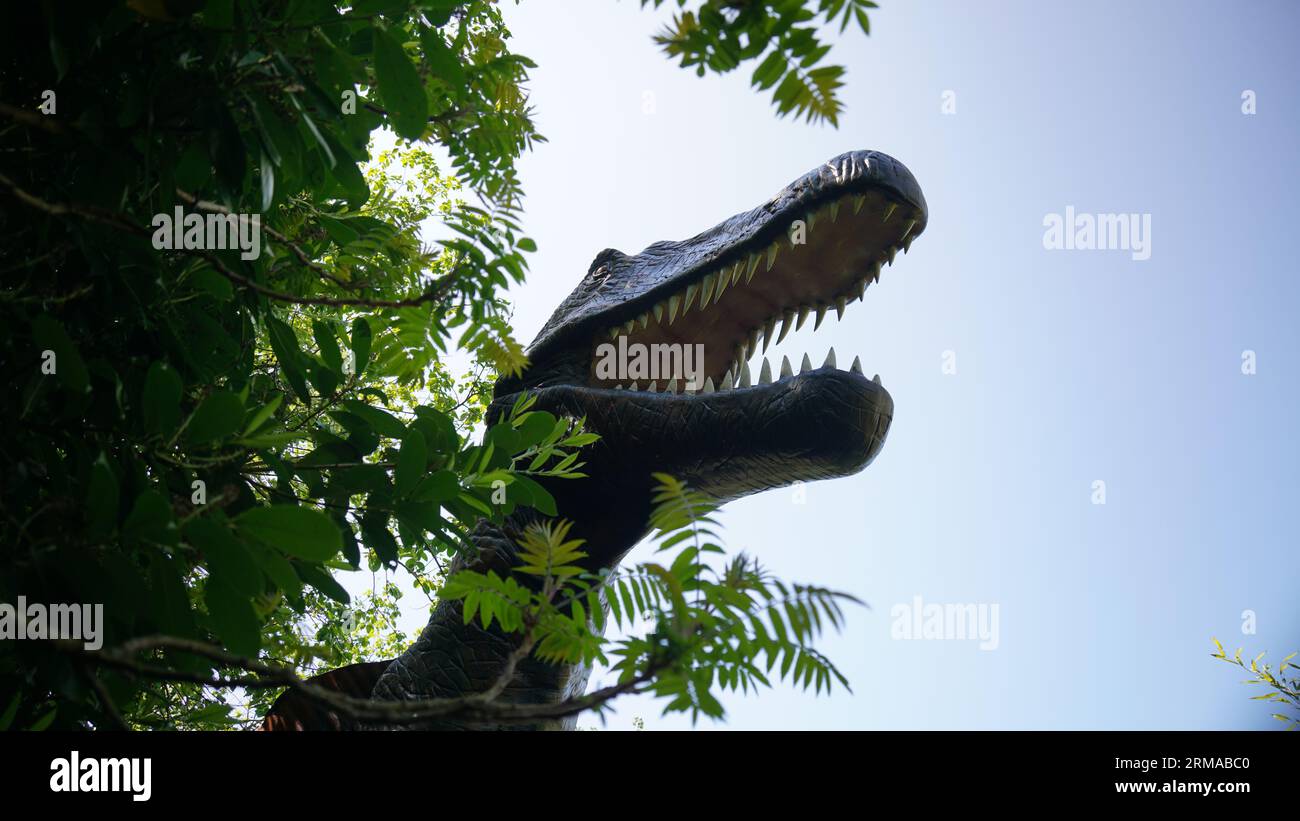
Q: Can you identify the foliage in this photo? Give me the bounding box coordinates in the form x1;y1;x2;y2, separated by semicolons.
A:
1212;639;1300;730
442;474;859;723
644;0;876;125
0;0;874;730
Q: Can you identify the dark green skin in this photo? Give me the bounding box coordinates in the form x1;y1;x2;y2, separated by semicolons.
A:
264;151;927;730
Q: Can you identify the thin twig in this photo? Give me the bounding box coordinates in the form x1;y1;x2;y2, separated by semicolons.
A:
60;635;663;725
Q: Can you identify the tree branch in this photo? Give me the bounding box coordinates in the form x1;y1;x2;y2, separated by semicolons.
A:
61;635;664;725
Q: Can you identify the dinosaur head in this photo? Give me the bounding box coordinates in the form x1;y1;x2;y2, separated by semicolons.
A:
490;151;926;554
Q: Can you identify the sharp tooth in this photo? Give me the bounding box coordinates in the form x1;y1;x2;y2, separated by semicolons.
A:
777;310;794;345
800;353;812;373
738;361;752;388
647;381;657;392
609;327;619;339
903;235;914;254
758;358;772;385
850;356;863;375
702;377;715;394
835;297;847;321
828;200;840;222
901;219;916;239
716;268;731;299
761;316;776;353
852;194;866;214
746;327;760;358
824;348;836;369
731;261;745;286
699;272;716;308
853;278;867;302
870;260;882;284
814;305;828;330
653;302;664;323
624;319;635;334
683;283;699;312
872;373;881;385
796;305;810;330
883;202;897;222
667;377;678;393
615;383;624;390
629;381;639;391
779;355;793;378
766;243;779;271
720;368;733;389
638;313;649;329
887;246;898;265
746;253;761;282
805;210;817;232
668;294;681;324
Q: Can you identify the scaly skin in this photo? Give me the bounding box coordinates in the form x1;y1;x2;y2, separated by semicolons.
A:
264;151;928;730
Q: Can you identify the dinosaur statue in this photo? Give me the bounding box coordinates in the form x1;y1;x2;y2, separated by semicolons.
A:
263;150;928;730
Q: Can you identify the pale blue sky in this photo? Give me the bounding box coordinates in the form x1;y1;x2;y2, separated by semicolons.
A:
366;0;1300;729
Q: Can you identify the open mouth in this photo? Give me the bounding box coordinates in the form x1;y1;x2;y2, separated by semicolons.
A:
587;187;924;396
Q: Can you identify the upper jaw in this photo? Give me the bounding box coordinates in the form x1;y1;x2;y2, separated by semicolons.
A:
522;150;928;370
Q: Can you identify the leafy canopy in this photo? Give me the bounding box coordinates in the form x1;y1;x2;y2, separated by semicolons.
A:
0;0;875;730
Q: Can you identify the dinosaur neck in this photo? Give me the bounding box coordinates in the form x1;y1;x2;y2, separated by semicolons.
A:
368;501;646;729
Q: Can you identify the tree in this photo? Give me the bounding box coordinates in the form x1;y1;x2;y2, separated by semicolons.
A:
0;0;876;730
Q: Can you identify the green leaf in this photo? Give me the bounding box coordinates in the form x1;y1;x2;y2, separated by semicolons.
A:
419;28;466;89
361;513;400;567
234;505;343;561
248;543;303;606
190;267;233;301
373;29;429;140
31;315;89;394
394;428;427;496
186;517;263;598
123;489;177;545
752;50;788;90
266;316;310;402
509;474;556;516
142;362;183;435
325;133;370;208
339;399;405;438
0;693;21;731
296;562;351;605
514;411;558;449
186;389;244;443
204;577;261;657
242;392;283;435
27;710;57;732
312;320;343;372
422;468;460;503
149;552;196;637
85;456;119;539
350;317;372;376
